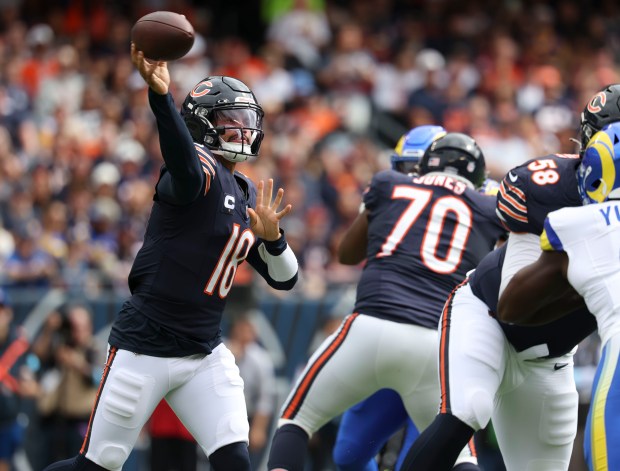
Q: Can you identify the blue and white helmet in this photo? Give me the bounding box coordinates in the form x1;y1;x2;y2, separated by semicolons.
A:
578;121;620;204
479;177;500;196
391;125;446;173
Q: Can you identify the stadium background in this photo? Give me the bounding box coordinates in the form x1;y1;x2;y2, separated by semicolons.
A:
0;0;613;469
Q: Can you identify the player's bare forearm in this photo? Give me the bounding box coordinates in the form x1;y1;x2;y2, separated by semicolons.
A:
338;210;369;265
497;250;581;325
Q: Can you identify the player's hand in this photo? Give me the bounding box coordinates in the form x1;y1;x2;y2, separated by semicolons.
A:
130;43;170;95
248;179;292;241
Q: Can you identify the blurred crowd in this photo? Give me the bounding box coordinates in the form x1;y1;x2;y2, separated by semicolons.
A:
0;0;618;299
0;0;616;469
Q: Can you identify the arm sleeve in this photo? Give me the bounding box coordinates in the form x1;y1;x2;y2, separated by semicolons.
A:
148;89;204;205
246;229;299;290
363;173;386;212
498;232;542;298
540;216;564;252
496;175;530;233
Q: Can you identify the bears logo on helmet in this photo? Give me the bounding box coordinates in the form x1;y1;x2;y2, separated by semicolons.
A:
182;76;264;163
579;84;620;154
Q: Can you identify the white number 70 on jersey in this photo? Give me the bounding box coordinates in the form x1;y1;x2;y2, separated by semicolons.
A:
377;186;473;274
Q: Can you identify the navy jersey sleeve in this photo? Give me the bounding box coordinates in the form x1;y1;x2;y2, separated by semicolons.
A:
240;174;298;290
148;89;205;205
496;154;581;235
363;171;393;212
496;166;530;233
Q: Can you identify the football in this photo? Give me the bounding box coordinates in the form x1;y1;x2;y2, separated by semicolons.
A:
131;11;195;61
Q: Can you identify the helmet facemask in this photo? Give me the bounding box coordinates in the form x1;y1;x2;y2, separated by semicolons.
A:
189;104;264;163
181;76;266;163
578;113;598;156
578;122;620;204
578;84;620;157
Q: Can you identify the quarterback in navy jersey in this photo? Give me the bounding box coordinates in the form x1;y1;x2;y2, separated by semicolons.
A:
267;132;505;471
42;45;298;471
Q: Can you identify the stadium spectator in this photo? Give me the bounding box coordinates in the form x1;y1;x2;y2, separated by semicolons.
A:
0;288;38;471
33;304;105;466
225;312;277;469
148;400;197;471
4;226;57;290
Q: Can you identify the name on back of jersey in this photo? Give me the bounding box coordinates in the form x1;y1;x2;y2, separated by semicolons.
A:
599;203;620;226
412;174;467;194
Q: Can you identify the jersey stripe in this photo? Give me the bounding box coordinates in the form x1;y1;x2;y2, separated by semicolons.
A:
80;346;118;455
540;218;563;251
0;335;29;392
468;436;478;460
200;157;216;175
589;340;619;470
195;145;217;166
499;181;527;212
195;145;216;196
202;171;211;195
497;200;528;224
282;313;358;420
439;279;468;414
497;179;529;226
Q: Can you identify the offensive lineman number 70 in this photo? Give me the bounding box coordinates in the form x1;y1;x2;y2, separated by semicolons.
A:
377;186;473;274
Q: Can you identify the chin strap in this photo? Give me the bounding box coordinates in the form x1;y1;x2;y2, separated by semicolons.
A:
211;148;249;163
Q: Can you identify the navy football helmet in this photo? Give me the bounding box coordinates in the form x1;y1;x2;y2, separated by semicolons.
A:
181;76;264;163
391;125;446;174
579;84;620;155
578;121;620;204
419;132;486;188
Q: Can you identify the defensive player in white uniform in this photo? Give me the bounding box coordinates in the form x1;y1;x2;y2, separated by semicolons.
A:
499;122;620;471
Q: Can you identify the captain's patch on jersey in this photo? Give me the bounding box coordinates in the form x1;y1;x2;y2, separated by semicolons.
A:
222;194;235;214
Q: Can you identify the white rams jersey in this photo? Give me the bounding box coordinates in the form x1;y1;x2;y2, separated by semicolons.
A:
541;201;620;346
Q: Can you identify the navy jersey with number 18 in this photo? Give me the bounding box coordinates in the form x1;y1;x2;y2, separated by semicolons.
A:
354;170;506;329
109;90;296;358
125;148;258;343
